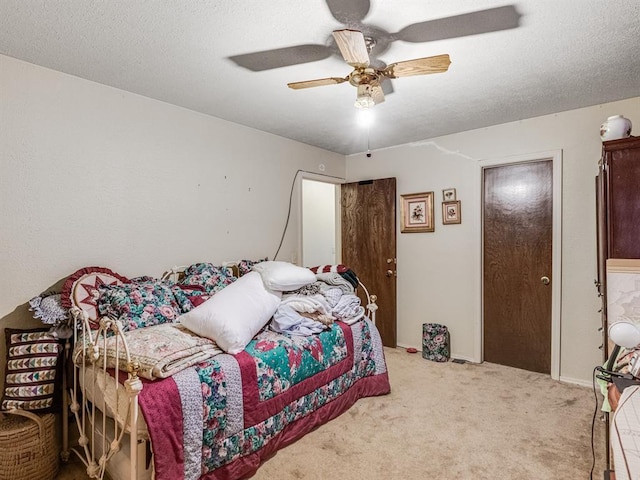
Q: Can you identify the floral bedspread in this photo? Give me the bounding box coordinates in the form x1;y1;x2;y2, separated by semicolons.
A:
138;318;389;480
245;325;348;401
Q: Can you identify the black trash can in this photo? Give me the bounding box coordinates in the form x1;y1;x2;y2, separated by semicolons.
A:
422;323;450;362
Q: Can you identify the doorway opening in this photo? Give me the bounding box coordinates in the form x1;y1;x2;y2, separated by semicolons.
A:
301;178;339;267
300;175;398;348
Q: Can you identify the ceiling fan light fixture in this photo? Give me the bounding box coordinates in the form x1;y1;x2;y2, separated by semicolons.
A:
354;94;375;109
354;84;375;109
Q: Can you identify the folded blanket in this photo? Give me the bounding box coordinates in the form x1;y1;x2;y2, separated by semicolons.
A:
309;265;359;289
280;293;334;316
272;293;336;336
272;304;326;335
336;306;365;325
74;323;223;380
315;272;354;293
332;294;362;320
321;287;343;308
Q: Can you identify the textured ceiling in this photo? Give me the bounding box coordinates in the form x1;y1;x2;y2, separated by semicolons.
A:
1;1;639;155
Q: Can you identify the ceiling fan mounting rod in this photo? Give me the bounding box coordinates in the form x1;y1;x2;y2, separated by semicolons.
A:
363;36;376;54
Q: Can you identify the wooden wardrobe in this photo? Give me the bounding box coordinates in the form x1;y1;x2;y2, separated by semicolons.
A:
595;135;640;478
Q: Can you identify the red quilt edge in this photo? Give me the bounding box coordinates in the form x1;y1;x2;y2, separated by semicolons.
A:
138;376;185;480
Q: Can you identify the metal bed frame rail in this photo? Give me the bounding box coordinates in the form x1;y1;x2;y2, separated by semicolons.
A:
62;307;143;480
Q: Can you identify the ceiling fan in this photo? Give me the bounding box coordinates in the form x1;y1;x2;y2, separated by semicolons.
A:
229;2;520;109
228;2;520;73
287;28;451;108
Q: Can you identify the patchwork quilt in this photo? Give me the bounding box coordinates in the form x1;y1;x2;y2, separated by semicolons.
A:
137;318;390;480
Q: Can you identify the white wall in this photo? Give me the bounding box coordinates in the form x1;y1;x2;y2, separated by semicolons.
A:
302;179;336;267
3;51;638;386
0;54;344;381
346;97;640;384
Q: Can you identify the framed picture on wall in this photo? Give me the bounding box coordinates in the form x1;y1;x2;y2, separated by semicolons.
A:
442;200;462;224
442;188;457;201
401;192;434;233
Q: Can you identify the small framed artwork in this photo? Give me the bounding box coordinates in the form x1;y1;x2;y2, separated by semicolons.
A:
442;188;456;201
442;200;461;225
401;192;434;233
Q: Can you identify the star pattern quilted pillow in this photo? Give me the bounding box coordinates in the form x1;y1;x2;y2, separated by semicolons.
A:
61;266;130;328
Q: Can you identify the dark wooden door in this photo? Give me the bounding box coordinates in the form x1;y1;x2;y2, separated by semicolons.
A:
483;161;553;373
341;178;397;347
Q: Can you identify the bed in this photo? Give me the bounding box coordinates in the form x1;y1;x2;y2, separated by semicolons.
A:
61;261;390;480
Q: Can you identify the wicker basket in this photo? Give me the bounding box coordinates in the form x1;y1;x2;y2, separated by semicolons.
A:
0;409;59;480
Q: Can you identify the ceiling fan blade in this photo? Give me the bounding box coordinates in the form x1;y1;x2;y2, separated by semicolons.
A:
229;44;331;72
332;29;370;67
394;5;521;43
384;54;451;78
326;0;370;26
288;77;348;90
371;84;385;105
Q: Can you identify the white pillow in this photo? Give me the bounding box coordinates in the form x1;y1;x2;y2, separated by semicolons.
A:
251;261;316;291
178;271;281;354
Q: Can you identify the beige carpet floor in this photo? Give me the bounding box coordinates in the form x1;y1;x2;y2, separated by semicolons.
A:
57;347;606;479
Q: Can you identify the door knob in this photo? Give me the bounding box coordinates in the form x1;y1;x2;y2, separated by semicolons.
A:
386;270;394;277
541;276;550;285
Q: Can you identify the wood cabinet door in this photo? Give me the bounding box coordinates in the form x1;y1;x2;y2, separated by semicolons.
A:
606;137;640;259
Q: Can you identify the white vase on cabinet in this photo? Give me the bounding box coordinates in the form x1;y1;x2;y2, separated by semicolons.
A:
600;115;632;141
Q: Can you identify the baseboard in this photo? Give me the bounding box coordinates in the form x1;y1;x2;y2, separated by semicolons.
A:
396;343;476;364
394;347;597;385
559;375;593;388
448;353;476;363
396;344;597;384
